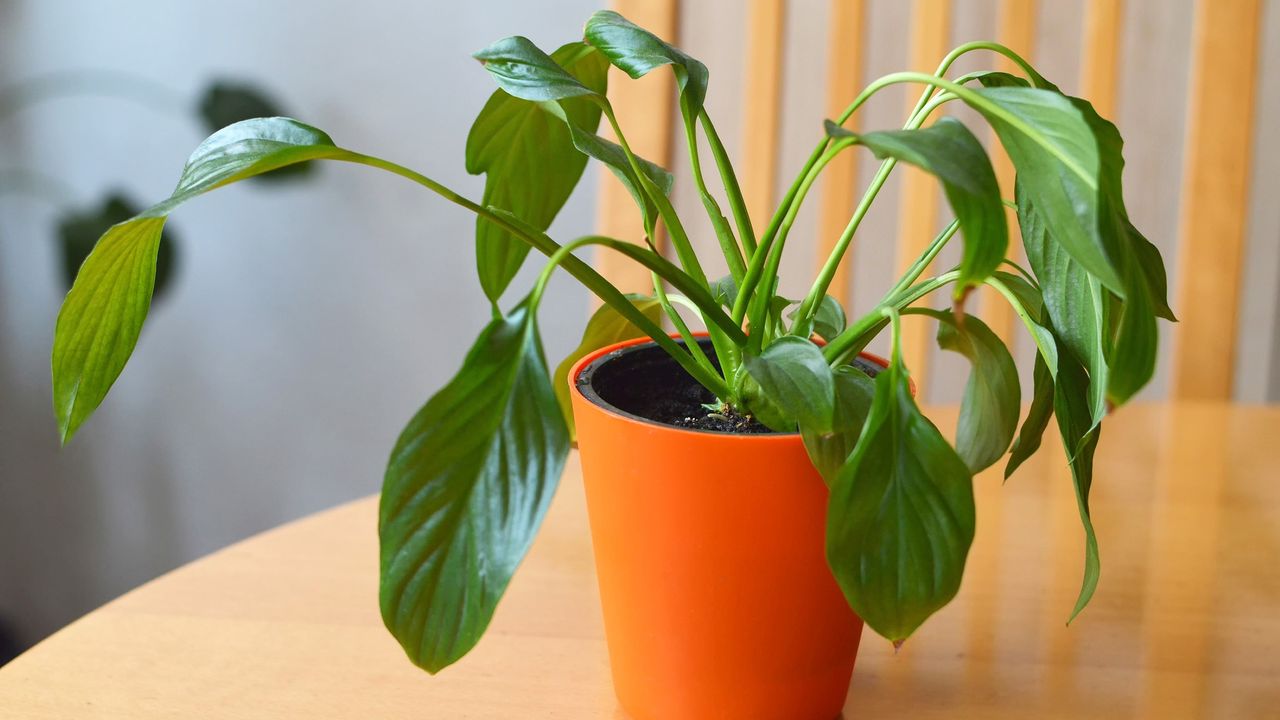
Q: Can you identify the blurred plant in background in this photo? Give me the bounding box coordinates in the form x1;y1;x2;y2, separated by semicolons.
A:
0;72;314;303
0;71;310;664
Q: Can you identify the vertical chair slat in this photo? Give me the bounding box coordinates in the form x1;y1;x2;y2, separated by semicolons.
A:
741;0;787;229
981;0;1037;346
815;0;867;312
595;0;681;295
1172;0;1262;400
1079;0;1123;119
896;0;952;392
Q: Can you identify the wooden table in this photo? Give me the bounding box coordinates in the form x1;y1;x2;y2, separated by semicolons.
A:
1;403;1277;718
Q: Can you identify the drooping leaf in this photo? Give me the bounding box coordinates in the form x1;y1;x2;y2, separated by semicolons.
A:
380;303;569;672
909;309;1020;473
1048;333;1102;621
472;36;599;102
466;43;608;301
742;336;834;432
1005;351;1054;480
196;80;312;182
970;87;1122;292
57;192;178;301
1069;97;1167;405
1018;181;1108;424
826;344;976;643
801;364;875;482
854;117;1008;295
583;10;709;119
52;118;362;442
552;294;663;438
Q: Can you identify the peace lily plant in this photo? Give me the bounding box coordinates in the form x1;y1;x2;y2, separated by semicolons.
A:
52;11;1172;675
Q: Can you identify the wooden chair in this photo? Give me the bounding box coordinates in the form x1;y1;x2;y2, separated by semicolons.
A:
593;0;1264;402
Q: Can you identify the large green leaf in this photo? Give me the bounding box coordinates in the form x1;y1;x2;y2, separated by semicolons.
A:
472;36;598;102
196;80;313;183
1018;181;1108;424
380;303;569;672
801;364;875;483
466;43;608;301
583;10;709;120
851;118;1008;295
826;343;975;643
552;294;663;438
52;118;360;442
971;87;1122;292
742;336;835;432
910;309;1020;473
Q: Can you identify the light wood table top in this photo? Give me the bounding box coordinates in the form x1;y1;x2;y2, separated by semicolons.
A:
1;402;1277;718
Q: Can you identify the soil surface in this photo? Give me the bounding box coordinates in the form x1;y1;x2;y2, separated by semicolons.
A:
578;339;882;435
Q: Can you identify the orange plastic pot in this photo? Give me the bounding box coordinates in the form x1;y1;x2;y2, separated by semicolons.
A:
569;337;887;720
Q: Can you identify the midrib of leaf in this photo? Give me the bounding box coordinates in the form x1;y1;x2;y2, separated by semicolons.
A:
965;90;1097;191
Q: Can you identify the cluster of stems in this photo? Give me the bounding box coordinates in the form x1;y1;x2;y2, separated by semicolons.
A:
349;41;1041;414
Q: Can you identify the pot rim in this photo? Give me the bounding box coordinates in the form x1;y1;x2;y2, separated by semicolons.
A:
569;334;892;440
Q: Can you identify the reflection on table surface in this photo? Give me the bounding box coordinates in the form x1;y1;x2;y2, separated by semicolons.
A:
0;403;1275;719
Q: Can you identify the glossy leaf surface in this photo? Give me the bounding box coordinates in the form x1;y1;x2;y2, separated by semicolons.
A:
380;304;569;672
826;346;975;643
584;9;709;119
742;336;835;432
911;309;1020;473
467;43;607;300
472;36;598;102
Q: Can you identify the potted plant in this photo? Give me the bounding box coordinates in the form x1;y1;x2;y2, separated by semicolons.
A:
50;10;1173;720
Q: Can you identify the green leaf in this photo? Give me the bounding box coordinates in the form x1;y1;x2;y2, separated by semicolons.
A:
1048;333;1102;621
1005;352;1053;480
539;100;673;239
196;80;313;183
909;309;1020;473
380;303;570;673
1018;181;1108;424
472;36;599;102
583;10;709;120
971;87;1122;292
856;118;1008;294
57;192;178;301
466;43;608;301
742;336;834;432
52;117;359;442
552;294;663;439
709;274;738;308
826;346;976;643
801;364;875;482
794;294;847;342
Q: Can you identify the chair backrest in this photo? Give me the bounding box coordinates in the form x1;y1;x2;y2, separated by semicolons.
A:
595;0;1267;402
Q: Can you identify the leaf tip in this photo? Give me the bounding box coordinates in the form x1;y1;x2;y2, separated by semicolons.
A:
892;638;906;653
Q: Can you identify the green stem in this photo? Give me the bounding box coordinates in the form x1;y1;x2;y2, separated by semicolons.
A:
342;152;734;397
824;270;961;364
700;110;757;257
881;219;961;301
682;109;746;282
743;138;856;352
653;275;721;378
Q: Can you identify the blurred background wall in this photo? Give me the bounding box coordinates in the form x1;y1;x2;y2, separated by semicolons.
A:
0;0;1277;660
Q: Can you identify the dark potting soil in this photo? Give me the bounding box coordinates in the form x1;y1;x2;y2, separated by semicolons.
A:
577;338;883;435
